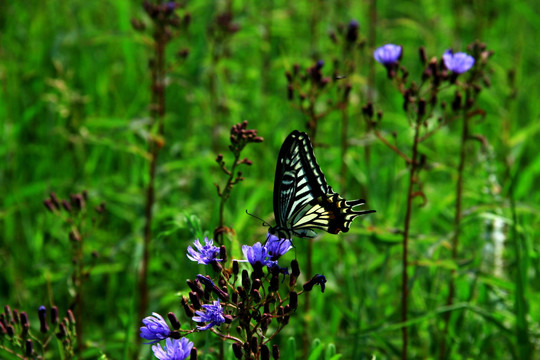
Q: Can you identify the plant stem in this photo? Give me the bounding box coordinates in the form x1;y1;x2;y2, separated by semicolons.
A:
139;19;167;334
401;114;421;360
439;110;468;359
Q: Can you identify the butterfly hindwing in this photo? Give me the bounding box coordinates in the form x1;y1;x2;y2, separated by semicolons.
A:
271;130;375;239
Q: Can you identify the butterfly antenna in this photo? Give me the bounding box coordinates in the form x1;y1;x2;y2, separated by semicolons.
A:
245;210;271;227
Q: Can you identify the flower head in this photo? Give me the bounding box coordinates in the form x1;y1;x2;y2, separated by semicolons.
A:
265;234;293;260
187;238;221;265
374;44;402;66
242;242;276;267
443;50;475;74
192;300;225;331
140;313;171;344
152;338;193;360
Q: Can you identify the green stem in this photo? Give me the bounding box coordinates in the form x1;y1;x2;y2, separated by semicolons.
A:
401;115;421;360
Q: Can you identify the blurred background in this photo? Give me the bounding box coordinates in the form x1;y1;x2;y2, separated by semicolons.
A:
0;0;538;359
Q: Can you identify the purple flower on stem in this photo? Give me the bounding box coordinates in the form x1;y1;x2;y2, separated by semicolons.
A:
140;313;171;344
152;338;193;360
374;44;402;66
442;50;475;74
187;238;221;265
242;242;276;267
192;300;226;331
265;234;292;260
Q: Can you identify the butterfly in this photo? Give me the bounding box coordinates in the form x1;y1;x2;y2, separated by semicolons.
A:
268;130;375;240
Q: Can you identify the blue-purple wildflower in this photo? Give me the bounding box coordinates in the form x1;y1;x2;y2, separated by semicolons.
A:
192;300;226;331
187;238;221;265
265;234;292;260
442;50;475;74
242;242;276;267
151;338;193;360
140;313;171;344
374;44;402;66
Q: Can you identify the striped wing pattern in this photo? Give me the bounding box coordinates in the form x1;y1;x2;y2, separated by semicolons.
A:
270;130;375;239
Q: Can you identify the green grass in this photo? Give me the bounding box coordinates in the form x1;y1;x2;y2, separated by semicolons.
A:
1;0;539;359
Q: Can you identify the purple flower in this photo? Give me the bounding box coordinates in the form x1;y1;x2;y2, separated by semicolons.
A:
192;300;226;331
152;338;193;360
374;44;402;66
443;50;475;74
265;234;292;260
140;313;171;344
242;242;276;267
187;238;221;265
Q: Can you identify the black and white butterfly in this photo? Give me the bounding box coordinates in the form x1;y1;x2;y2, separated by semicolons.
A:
269;130;375;240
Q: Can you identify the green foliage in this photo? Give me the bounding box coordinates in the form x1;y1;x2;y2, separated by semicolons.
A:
1;0;539;359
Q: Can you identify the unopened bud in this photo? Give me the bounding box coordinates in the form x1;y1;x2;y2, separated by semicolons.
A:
168;312;181;330
272;344;280;359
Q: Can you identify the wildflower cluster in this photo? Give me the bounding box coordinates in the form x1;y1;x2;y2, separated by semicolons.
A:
0;304;78;359
141;234;326;359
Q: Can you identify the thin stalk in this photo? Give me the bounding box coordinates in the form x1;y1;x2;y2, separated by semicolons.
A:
401;115;421;360
365;0;377;177
439;110;468;359
138;21;167;331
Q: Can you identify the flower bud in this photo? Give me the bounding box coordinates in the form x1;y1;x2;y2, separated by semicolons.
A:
181;296;194;318
261;344;270;360
67;309;76;324
25;339;33;357
291;260;300;277
168;312;181;330
51;306;59;325
233;342;243;359
289;291;298;310
242;270;251;291
38;306;49;333
56;322;67;339
190;347;198;360
220;245;227;262
272;344;280;359
189;291;201;310
250;336;259;354
232;260;239;275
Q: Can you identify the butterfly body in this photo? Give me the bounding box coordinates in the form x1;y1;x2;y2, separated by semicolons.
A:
269;130;375;239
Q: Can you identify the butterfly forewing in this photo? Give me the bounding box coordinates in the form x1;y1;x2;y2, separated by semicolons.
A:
271;130;375;239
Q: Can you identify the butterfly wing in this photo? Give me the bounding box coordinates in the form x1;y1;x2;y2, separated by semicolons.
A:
272;130;375;239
